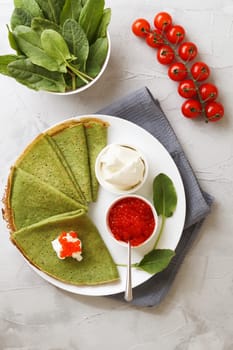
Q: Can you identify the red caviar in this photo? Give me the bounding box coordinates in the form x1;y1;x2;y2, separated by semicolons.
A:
58;231;82;258
107;197;156;247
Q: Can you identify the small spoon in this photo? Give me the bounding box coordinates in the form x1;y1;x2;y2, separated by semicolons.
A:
124;241;133;302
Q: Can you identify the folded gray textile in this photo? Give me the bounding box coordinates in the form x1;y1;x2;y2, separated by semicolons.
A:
97;87;213;307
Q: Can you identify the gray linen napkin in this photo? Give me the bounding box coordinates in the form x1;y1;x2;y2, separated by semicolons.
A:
97;87;213;307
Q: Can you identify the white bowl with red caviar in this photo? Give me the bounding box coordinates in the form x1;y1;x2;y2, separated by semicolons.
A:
105;194;159;248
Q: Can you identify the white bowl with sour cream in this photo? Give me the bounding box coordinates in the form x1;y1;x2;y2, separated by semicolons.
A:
95;143;148;195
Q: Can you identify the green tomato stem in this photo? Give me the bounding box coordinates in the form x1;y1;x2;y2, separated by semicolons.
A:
156;32;208;121
153;214;166;249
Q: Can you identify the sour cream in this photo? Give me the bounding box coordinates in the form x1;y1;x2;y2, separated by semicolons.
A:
96;144;147;192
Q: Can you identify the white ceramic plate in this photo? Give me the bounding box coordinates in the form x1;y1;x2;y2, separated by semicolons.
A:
31;114;186;296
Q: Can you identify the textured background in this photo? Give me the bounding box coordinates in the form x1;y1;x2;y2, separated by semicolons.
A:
0;0;233;349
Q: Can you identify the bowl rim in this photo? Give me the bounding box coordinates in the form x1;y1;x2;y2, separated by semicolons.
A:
95;142;149;195
105;194;159;248
49;31;111;95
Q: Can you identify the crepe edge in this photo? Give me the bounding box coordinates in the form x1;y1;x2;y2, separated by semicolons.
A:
46;117;109;136
2;165;16;233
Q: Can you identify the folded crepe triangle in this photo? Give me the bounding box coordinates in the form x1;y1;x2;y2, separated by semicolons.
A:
4;167;85;231
15;133;86;205
11;209;119;285
47;121;93;203
81;118;109;202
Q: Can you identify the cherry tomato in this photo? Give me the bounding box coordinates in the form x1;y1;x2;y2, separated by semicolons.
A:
178;79;197;98
168;62;187;81
132;18;150;37
154;12;172;32
199;83;218;102
205;101;224;122
191;62;210;81
181;99;202;118
146;29;164;48
166;25;185;44
157;45;175;65
178;42;198;62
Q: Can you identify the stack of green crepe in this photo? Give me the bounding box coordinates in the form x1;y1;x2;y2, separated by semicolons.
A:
47;118;108;202
3;117;119;285
47;121;92;202
15;133;86;205
8;168;85;230
82;118;108;201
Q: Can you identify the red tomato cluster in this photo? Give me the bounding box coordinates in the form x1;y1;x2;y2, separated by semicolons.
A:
131;13;224;122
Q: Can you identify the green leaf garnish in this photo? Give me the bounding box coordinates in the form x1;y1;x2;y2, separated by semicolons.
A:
135;249;175;274
153;173;177;249
135;173;177;275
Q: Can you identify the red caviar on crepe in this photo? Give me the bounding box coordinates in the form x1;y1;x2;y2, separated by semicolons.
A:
52;231;83;261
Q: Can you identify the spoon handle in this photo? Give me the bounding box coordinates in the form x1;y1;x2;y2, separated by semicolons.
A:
124;241;133;302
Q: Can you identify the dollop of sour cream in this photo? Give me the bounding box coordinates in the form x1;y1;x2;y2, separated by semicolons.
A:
51;231;83;261
99;144;145;190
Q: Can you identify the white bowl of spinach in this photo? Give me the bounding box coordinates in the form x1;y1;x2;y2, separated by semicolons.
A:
0;0;111;94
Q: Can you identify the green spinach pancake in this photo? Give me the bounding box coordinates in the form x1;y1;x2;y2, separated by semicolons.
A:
3;117;119;286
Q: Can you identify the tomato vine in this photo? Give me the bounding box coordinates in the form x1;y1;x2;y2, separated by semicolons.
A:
132;13;224;122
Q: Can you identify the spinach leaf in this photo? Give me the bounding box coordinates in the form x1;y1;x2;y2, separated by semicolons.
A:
153;173;178;249
135;249;175;274
96;8;111;38
14;0;44;18
60;0;82;25
62;19;89;70
31;17;61;34
0;0;111;92
41;29;72;64
134;173;177;275
153;173;177;218
8;58;66;92
86;37;108;77
63;71;73;90
14;25;66;72
0;54;20;76
75;75;86;88
35;0;65;24
10;8;32;30
79;0;104;44
41;30;92;86
7;25;22;53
